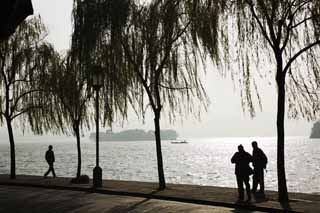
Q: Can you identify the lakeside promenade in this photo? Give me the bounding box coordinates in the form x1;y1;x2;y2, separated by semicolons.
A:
0;175;319;212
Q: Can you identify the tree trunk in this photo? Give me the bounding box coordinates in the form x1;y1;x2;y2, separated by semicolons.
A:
276;72;289;202
154;111;166;189
74;123;81;178
6;117;16;179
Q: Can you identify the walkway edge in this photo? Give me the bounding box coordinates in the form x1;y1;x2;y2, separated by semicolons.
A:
0;175;305;213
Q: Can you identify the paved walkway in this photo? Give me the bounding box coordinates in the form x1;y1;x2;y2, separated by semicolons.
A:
0;175;319;212
0;185;258;213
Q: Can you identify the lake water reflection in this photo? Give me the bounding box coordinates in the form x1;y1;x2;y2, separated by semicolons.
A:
0;136;319;194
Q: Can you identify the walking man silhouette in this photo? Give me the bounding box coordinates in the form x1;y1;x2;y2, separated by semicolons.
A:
231;144;253;202
251;141;267;194
44;145;56;178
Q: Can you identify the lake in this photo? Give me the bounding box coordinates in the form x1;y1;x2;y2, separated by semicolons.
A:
0;136;319;194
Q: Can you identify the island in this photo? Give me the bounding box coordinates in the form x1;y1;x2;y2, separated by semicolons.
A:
310;121;320;138
89;129;178;141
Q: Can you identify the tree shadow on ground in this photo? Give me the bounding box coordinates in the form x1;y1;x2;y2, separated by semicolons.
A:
231;209;258;213
252;192;269;203
280;201;293;212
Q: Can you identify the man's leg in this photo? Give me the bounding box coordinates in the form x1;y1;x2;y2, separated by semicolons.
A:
236;175;244;200
48;163;55;177
44;164;50;177
51;164;56;177
259;168;264;193
252;168;258;193
244;176;251;201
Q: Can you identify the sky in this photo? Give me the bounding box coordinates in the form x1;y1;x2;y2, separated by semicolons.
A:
0;0;316;140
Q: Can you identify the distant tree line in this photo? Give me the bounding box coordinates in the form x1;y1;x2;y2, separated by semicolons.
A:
89;129;178;141
310;121;320;138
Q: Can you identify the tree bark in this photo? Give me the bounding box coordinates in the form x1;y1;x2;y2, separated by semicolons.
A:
6;117;16;179
74;122;81;178
276;70;289;202
154;110;166;189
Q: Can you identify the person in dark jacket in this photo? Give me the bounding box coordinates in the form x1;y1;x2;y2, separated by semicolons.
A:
251;141;267;194
44;145;56;178
231;144;253;201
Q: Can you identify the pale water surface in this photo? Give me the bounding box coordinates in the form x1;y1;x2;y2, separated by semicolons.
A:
0;136;319;194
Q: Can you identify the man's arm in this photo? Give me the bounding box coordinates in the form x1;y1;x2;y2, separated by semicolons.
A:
45;151;48;162
231;153;237;163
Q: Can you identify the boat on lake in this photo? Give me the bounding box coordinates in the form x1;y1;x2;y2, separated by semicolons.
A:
171;140;188;144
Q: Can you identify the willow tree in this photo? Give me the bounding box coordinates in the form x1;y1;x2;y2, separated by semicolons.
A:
70;0;137;181
118;0;227;189
48;52;94;179
72;0;224;189
72;0;135;124
210;0;320;202
0;17;57;179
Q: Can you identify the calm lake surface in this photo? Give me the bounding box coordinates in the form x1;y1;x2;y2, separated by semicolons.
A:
0;136;319;194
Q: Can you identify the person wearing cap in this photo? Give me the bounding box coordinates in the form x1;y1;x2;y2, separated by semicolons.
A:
44;145;56;178
231;144;253;201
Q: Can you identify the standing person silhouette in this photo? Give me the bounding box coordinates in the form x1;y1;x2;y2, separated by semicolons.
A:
251;141;267;194
231;144;253;202
44;145;56;178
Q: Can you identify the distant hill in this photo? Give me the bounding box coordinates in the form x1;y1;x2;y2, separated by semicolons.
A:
310;121;320;138
89;129;178;141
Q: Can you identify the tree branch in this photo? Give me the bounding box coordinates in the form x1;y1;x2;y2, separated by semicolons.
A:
11;105;43;120
156;21;191;76
246;0;274;49
158;83;191;90
10;89;44;117
1;59;9;87
121;38;156;111
11;75;33;84
292;0;310;16
290;16;314;30
284;40;320;74
0;112;5;117
281;11;295;52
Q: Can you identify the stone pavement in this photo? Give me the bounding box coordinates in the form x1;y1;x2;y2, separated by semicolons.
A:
0;175;319;212
0;185;258;213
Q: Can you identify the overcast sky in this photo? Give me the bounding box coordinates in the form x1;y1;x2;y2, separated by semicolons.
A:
0;0;316;139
